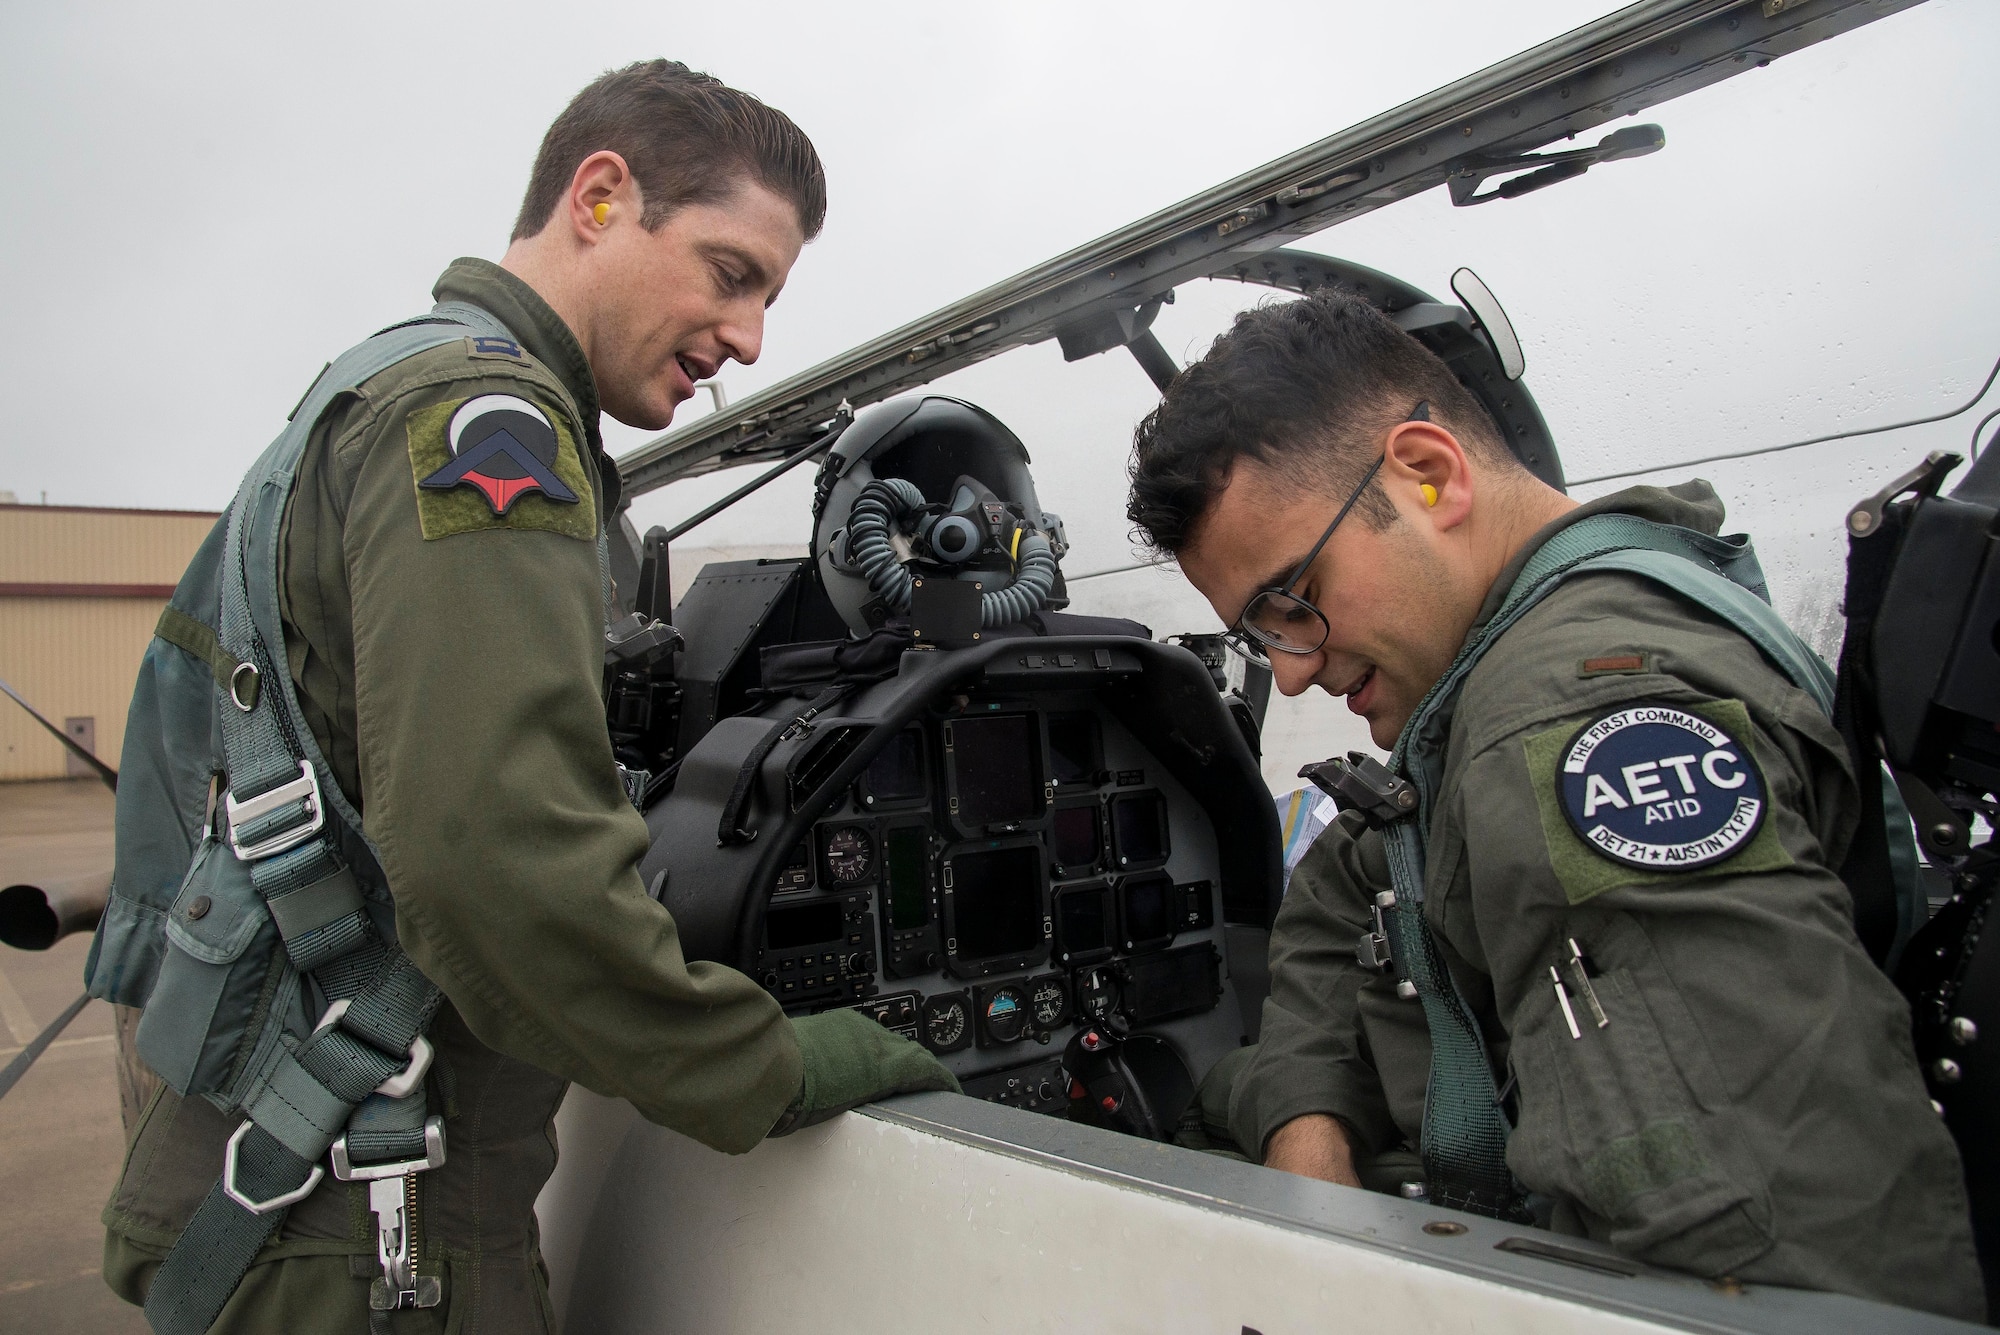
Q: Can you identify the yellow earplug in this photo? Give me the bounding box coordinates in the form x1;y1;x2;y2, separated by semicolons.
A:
593;202;610;226
1421;484;1439;507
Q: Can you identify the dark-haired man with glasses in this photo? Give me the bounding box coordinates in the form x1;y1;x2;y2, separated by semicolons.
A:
1126;291;1979;1316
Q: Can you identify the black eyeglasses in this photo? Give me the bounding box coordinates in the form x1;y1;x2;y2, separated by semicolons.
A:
1224;402;1429;665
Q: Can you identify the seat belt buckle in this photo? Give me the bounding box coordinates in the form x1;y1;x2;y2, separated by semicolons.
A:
222;1121;324;1214
225;759;327;861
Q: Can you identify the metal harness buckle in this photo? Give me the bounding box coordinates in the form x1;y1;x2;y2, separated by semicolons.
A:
1357;890;1397;974
221;1121;324;1215
329;1118;447;1314
225;759;326;861
328;1116;447;1181
312;999;435;1099
314;1001;446;1314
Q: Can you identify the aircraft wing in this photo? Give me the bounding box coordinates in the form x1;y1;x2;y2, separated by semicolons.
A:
616;0;1927;496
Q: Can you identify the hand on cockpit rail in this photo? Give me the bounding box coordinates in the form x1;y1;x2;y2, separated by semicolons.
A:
766;1008;961;1136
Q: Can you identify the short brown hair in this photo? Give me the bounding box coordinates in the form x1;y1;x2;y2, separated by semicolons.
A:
512;60;826;243
1127;290;1516;555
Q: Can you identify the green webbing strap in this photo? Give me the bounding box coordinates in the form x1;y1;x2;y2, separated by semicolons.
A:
145;304;507;1335
343;1086;433;1163
154;606;249;702
1378;825;1521;1215
1588;548;1832;711
147;1126;314;1335
1380;512;1793;1219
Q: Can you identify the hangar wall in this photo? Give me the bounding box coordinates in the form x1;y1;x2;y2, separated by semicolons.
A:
0;503;217;782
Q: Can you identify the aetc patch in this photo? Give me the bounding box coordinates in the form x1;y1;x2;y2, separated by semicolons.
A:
420;394;579;515
1558;704;1765;870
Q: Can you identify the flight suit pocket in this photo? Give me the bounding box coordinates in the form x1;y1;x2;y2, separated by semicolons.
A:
87;892;169;1009
1519;966;1774;1275
134;836;282;1096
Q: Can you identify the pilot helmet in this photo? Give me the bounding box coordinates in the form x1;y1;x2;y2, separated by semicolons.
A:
812;395;1067;639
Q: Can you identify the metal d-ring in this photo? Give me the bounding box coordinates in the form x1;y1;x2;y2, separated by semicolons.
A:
222;1121;323;1214
229;661;260;712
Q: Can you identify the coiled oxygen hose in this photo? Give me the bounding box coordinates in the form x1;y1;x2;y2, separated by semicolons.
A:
985;531;1057;628
845;478;1057;629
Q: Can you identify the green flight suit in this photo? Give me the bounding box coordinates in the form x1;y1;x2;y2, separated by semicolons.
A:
1224;483;1983;1319
104;259;802;1332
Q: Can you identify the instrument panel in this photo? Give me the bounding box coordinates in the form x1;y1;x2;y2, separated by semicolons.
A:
748;690;1241;1107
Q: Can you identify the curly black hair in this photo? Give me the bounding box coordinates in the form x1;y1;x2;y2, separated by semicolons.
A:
1126;290;1514;555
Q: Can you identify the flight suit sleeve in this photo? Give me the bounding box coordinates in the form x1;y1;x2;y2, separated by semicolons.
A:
1229;812;1404;1160
335;376;802;1155
1445;683;1967;1287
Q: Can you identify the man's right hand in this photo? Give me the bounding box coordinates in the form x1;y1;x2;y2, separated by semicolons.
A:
768;1008;961;1137
1264;1113;1363;1187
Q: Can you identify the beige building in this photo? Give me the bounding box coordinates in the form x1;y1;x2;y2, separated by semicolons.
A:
0;503;218;782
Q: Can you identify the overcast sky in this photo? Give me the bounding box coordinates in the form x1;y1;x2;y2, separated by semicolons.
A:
4;0;1995;778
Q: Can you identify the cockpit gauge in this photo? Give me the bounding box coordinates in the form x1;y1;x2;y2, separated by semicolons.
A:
922;992;972;1054
1073;966;1119;1023
1028;974;1069;1029
978;984;1030;1046
821;825;876;886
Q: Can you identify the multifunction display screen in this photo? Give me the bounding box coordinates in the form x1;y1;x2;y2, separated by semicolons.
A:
766;900;844;951
950;845;1044;960
865;729;927;804
950;715;1042;827
885;826;930;930
1112;791;1169;866
1120;873;1175;950
1051;804;1100;871
1055;885;1113;962
1047;713;1102;786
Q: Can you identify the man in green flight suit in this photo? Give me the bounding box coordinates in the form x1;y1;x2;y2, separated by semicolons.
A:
1125;291;1983;1318
102;60;954;1333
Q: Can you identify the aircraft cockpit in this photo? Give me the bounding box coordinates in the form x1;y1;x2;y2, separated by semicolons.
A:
602;256;1550;1138
617;391;1304;1135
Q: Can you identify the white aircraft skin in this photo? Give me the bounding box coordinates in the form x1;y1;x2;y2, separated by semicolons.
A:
542;4;1998;1331
538;1088;1949;1334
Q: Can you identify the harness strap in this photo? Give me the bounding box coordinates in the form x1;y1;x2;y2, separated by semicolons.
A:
1380;511;1885;1218
1584;548;1919;963
146;1127;314;1335
154;606;250;700
1379;822;1523;1216
145;303;509;1335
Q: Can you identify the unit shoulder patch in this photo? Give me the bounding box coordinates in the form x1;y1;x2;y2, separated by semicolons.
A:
1557;704;1765;869
405;393;595;541
1524;698;1792;904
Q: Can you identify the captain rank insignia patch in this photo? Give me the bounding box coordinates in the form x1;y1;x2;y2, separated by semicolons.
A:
405;393;595;541
1525;698;1791;903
